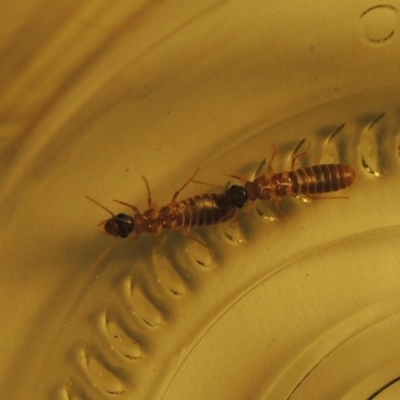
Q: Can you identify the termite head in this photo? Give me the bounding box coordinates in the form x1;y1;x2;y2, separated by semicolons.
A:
226;185;248;208
85;196;136;238
104;213;135;238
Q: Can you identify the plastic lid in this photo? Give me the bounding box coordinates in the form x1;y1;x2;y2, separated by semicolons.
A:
1;1;400;399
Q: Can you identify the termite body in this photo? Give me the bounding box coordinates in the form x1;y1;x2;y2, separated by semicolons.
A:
229;143;356;217
86;169;248;264
100;184;248;239
245;164;356;202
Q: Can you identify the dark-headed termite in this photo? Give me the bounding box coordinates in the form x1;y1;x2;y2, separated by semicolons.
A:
86;169;248;266
228;142;356;219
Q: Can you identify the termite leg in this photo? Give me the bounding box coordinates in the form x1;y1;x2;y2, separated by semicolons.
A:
234;200;255;222
181;230;216;261
291;142;311;170
267;145;279;175
227;156;269;183
171;167;200;203
254;159;267;178
153;233;163;255
269;194;288;223
304;194;350;200
225;173;249;184
142;176;157;209
112;199;141;214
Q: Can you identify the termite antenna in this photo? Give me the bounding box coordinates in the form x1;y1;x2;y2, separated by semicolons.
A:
191;179;226;190
90;237;119;270
85;195;115;217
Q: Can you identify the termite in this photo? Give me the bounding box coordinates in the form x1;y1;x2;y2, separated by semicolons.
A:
228;142;356;218
86;169;248;266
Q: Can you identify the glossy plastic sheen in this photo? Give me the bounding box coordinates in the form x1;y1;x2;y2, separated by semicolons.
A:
1;1;400;400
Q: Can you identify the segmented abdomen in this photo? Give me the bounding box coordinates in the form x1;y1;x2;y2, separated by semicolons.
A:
160;193;237;230
275;164;356;196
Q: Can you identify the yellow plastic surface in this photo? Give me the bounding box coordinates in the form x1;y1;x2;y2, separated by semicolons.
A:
1;1;400;399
